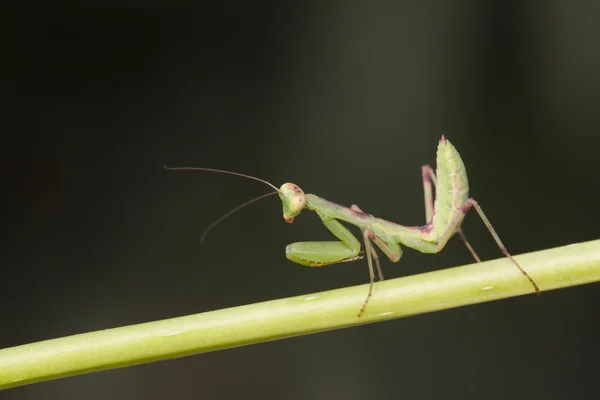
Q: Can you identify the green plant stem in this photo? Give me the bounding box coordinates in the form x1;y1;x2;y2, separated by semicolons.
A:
1;239;599;390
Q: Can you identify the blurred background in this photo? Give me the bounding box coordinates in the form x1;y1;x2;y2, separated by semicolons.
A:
4;1;600;399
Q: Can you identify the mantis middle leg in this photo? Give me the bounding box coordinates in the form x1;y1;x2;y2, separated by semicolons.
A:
351;204;403;317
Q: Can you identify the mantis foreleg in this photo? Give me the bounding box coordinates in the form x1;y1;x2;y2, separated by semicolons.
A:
285;214;362;267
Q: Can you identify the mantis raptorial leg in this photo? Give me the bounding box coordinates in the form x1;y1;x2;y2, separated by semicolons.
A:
167;136;540;317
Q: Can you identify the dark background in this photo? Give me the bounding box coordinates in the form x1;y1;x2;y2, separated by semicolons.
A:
4;1;600;399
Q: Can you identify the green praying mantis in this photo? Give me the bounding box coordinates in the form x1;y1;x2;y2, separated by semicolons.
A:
167;136;539;317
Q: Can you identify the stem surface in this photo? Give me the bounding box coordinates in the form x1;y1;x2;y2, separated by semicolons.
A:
1;239;599;390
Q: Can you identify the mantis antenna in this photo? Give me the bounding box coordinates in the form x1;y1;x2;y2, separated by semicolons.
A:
164;166;280;242
164;166;280;192
200;191;278;243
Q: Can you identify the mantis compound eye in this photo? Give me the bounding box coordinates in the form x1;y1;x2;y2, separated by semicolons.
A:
291;192;306;211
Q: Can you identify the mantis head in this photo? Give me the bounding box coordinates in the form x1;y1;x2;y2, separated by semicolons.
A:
279;183;306;223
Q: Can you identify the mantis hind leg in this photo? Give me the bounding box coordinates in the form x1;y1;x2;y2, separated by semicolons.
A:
285;215;362;267
433;198;540;294
422;164;481;262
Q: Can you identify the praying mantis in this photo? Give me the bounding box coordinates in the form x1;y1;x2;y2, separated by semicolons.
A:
167;136;539;317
